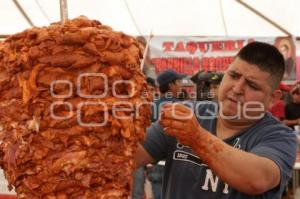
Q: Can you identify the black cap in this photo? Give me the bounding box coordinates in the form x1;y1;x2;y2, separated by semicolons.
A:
190;71;212;84
157;70;186;87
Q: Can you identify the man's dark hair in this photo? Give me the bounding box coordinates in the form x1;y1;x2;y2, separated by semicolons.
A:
237;41;285;90
159;79;176;94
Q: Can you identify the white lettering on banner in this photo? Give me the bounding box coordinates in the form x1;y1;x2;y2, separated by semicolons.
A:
201;169;229;194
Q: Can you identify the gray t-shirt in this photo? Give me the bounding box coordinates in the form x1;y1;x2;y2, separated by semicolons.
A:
143;102;297;199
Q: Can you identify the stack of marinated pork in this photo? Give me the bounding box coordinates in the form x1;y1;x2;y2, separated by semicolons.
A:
0;16;151;199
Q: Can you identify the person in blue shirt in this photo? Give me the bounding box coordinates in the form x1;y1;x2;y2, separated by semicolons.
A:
132;77;157;199
147;70;186;199
134;42;298;199
151;70;186;122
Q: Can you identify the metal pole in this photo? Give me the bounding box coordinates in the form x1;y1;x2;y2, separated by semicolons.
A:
13;0;34;27
60;0;68;23
140;32;153;71
236;0;291;36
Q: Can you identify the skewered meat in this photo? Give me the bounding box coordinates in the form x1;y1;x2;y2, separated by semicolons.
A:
0;16;152;199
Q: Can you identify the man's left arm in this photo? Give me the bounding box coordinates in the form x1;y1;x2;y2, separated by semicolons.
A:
190;133;280;195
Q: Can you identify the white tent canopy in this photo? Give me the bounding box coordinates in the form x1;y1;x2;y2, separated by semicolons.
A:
0;0;300;37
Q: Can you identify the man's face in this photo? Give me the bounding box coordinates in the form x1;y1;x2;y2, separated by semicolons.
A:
209;83;220;100
148;85;156;94
170;79;183;96
218;57;275;122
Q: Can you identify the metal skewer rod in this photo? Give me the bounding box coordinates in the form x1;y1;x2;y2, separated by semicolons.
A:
140;31;153;71
60;0;69;24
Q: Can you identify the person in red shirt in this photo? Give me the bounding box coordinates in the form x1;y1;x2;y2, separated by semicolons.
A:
268;82;290;121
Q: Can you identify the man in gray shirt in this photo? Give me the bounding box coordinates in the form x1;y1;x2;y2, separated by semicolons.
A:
134;42;297;199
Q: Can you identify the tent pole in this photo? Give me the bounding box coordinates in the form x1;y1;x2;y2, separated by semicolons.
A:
236;0;291;36
60;0;69;23
12;0;34;27
219;0;228;36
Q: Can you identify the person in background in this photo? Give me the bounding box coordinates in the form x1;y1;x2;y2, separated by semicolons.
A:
147;70;186;199
190;71;212;101
279;44;296;80
284;84;300;129
207;72;224;101
150;70;186;122
134;42;297;199
268;82;290;121
146;77;157;95
131;77;157;199
131;166;145;199
275;37;296;81
281;83;300;199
